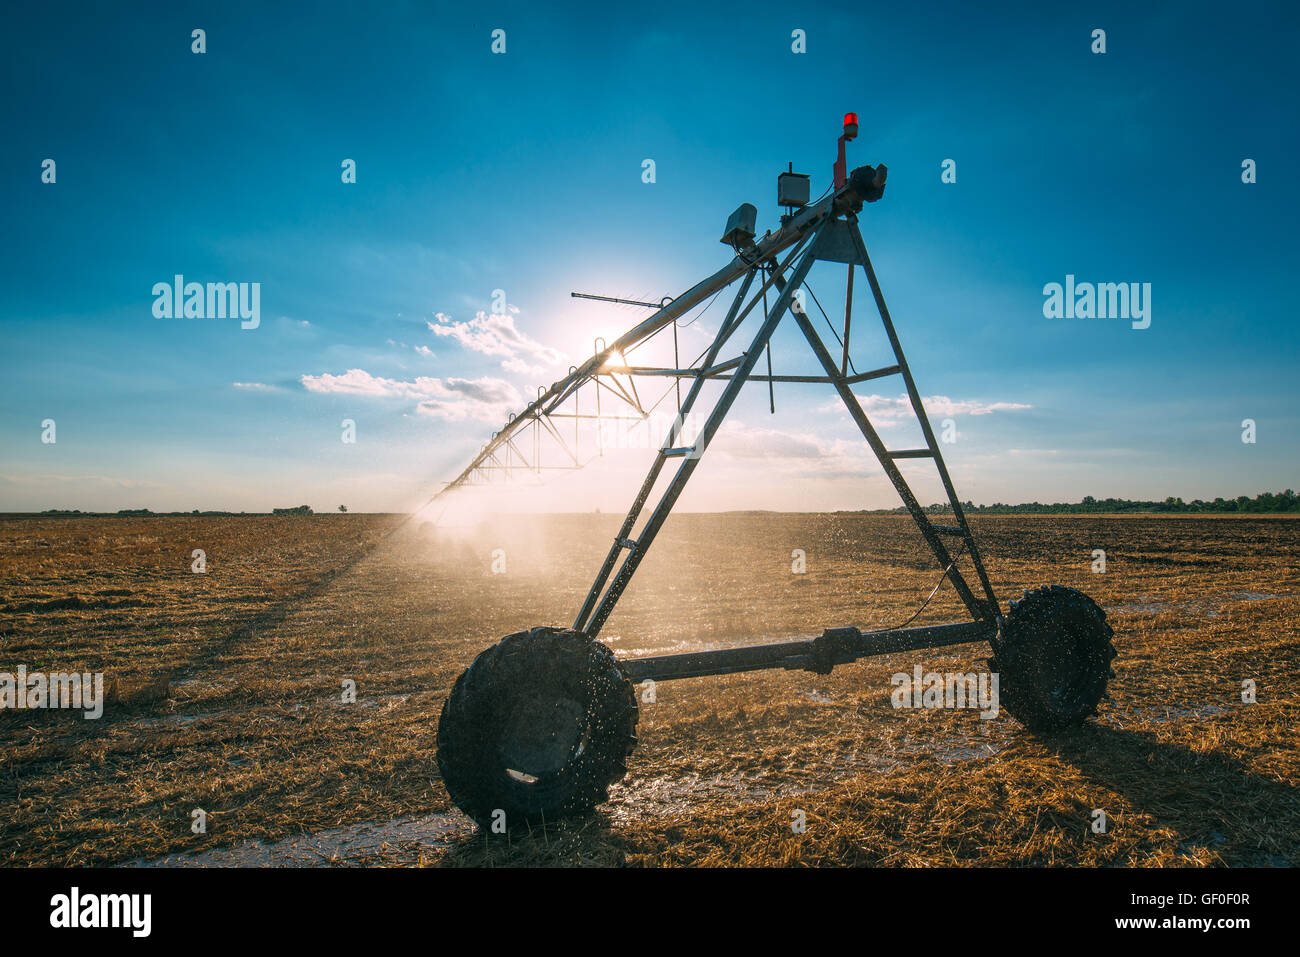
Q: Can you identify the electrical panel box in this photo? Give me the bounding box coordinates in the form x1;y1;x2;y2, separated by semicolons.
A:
777;171;810;208
720;203;757;247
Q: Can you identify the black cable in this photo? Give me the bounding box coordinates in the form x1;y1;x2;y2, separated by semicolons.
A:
888;540;968;630
804;282;857;375
676;287;723;328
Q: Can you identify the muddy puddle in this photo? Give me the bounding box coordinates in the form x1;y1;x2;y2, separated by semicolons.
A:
1106;702;1231;726
117;690;421;732
127;710;228;729
1106;591;1283;619
130;810;476;867
125;700;1230;862
606;734;1007;823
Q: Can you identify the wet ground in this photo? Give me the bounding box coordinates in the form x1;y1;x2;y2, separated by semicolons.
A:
2;512;1297;866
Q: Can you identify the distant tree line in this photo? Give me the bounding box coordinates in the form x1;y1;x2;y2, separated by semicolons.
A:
864;490;1300;515
30;491;1300;517
38;508;242;516
35;506;317;516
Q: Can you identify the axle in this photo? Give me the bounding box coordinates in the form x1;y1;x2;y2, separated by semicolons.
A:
617;619;997;683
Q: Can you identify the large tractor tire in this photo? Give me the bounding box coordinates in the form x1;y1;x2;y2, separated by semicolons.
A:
436;626;637;826
989;584;1117;732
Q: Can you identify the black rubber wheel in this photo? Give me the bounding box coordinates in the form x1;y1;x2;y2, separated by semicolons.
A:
435;626;637;826
989;585;1117;732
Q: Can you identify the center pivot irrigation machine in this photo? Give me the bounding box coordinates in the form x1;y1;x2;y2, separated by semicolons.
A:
433;115;1118;825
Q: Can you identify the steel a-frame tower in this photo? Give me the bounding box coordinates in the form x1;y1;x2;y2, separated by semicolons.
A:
432;117;1117;825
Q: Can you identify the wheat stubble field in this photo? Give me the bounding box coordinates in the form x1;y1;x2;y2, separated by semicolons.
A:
1;512;1297;867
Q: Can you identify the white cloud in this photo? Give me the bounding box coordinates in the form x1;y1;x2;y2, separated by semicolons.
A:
301;369;431;398
414;345;436;358
415;378;523;421
501;357;547;377
713;420;829;460
824;393;1032;423
233;382;279;392
706;421;875;479
427;310;563;367
299;368;521;422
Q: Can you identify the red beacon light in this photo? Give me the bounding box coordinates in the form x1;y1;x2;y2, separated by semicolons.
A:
834;111;859;189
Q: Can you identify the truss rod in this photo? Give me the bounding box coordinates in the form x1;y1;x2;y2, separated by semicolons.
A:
570;267;762;631
576;232;824;637
432;197;837;502
779;273;990;621
571;292;667;309
845;217;999;610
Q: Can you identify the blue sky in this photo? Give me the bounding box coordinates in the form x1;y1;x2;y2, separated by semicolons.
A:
1;0;1296;512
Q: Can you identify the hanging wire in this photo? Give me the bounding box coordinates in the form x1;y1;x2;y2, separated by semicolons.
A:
675;287;724;328
887;541;969;630
762;281;775;412
804;281;857;375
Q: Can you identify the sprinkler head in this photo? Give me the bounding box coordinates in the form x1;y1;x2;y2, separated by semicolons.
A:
835;163;888;213
850;163;887;201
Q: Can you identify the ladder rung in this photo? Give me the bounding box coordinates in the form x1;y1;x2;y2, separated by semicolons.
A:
931;524;965;536
887;449;934;459
701;356;745;377
616;537;638;550
662;447;696;457
846;364;901;384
